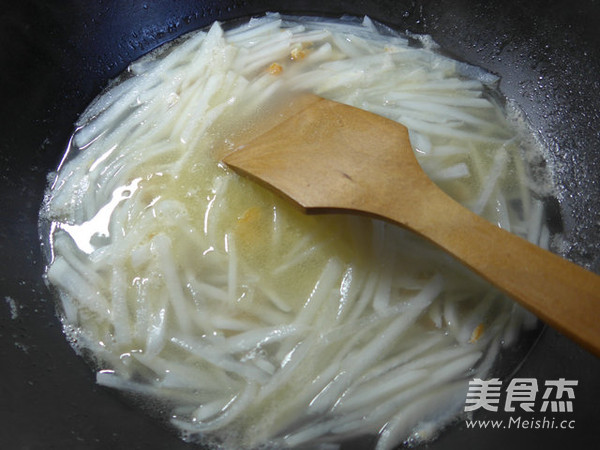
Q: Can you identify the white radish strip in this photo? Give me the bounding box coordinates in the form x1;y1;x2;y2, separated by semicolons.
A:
300;42;335;66
56;292;78;324
308;275;443;414
398;115;505;143
170;74;221;142
240;27;292;55
252;358;344;443
95;145;177;203
313;71;366;95
472;334;502;378
469;308;510;349
205;175;231;242
336;369;427;413
338;343;477;417
392;106;470;129
352;332;447;386
171;382;258;433
187;21;225;68
299;17;365;33
80;110;161;184
239;39;292;76
52;232;109;287
270;205;281;247
527;198;545;245
347;32;384;54
233;71;273;105
290;29;332;45
538;224;550;250
511;142;533;220
96;370;206;404
170;336;270;384
192;398;232;422
427;298;443;328
331;33;368;58
375;381;467;450
133;353;232;392
433;162;470;181
244;77;285;112
70;329;129;370
145;301;168;357
134;29;208;78
257;337;315;401
78;75;144;127
179;75;227;144
225;18;283;45
221;324;303;353
294;258;343;327
409;129;432;155
211;70;247;106
180;101;234;170
361;15;378;33
345;269;379;323
456;290;497;344
396;78;483;93
47;256;110;318
334;264;361;321
372;260;394;315
187;278;229;303
225;233;238;303
455;61;501;85
398;100;494;127
150;234;193;334
131;277;151;344
74;88;150;148
385;91;494;108
286;69;333;91
258;284;293;313
321;52;394;72
501;303;526;348
272;240;326;275
279;23;306;35
210;315;256;332
494;192;512;231
522;305;539;330
351;274;443;370
362;350;482;431
390;270;431;291
110;265;131;346
271;259;342;361
431;144;470;157
473;147;508;214
318;307;387;350
110;103;181;153
282;420;339;448
132;67;186;107
403;340;483;373
235;295;292;326
252;356;277;375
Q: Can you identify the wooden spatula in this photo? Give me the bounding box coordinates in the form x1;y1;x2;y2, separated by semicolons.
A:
223;93;600;357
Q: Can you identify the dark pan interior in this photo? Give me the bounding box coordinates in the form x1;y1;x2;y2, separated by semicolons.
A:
1;1;599;449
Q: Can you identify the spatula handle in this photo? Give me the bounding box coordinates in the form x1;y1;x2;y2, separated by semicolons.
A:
387;188;600;357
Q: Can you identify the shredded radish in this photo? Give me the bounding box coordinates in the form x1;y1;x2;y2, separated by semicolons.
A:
41;13;558;450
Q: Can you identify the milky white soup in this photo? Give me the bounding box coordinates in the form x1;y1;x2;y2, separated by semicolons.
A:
41;14;557;450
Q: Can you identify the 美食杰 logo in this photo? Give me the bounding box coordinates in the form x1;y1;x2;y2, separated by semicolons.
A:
463;378;577;430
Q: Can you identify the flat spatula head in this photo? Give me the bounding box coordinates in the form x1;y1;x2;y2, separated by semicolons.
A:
223;94;422;216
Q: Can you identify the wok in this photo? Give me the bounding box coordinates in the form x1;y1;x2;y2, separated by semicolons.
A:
1;0;598;449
